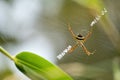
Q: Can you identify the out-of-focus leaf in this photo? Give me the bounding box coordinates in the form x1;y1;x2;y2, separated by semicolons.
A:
113;58;120;80
73;0;104;14
0;69;13;80
73;0;120;51
59;62;111;79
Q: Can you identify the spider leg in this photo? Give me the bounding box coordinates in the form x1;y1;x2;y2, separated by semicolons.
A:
68;24;77;40
68;43;79;53
78;40;93;55
83;26;93;43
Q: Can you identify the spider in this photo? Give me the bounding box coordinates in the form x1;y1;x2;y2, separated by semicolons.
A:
68;24;95;55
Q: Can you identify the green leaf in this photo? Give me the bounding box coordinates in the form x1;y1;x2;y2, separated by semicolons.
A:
0;47;73;80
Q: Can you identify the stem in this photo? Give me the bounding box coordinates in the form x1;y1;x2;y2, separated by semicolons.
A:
0;46;14;61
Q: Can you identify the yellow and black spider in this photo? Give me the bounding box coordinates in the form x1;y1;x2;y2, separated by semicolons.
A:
68;24;95;55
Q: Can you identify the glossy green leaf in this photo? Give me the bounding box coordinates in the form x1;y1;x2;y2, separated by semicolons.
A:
0;47;73;80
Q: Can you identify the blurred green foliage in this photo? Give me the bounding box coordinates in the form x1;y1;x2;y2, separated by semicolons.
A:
0;69;13;80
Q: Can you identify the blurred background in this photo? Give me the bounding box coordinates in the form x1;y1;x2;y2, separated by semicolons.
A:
0;0;120;80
